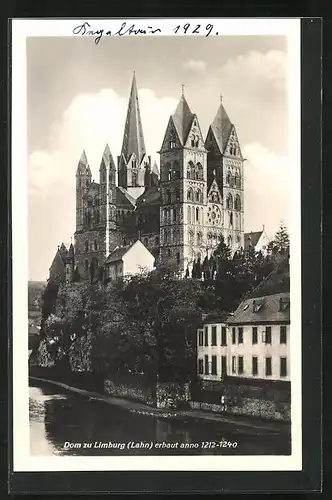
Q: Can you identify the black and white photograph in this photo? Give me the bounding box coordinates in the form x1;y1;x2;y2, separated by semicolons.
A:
12;18;302;472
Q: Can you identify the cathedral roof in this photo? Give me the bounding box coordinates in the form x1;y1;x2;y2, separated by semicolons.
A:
116;186;137;208
120;72;146;165
136;186;161;207
105;244;132;264
210;101;233;154
171;95;195;146
68;243;75;257
244;231;264;250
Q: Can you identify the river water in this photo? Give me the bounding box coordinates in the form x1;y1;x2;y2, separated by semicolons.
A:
29;380;291;456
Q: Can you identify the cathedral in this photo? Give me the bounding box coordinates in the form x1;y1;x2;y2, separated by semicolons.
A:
50;73;245;283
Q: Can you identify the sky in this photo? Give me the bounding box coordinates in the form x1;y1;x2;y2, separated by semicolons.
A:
27;35;290;281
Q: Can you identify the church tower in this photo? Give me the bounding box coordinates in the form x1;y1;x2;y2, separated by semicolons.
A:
118;72;151;194
159;90;207;272
205;96;244;253
100;143;118;259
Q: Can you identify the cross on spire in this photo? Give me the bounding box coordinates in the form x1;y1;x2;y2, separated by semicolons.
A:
220;93;223;102
181;84;185;96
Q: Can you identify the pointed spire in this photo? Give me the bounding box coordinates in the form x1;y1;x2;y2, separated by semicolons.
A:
172;94;195;146
210;99;233;154
101;142;115;168
76;149;91;176
120;72;146;164
79;149;88;165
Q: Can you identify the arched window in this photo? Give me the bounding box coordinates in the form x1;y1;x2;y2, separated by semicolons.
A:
196;163;203;180
197;232;202;246
172;161;180;179
228;235;232;247
226;193;233;210
229;212;233;227
168;248;171;256
94;239;98;251
192;206;195;224
85;240;88;253
173;207;177;222
226;171;231;185
190;162;195;179
166;190;171;204
85;259;89;271
187;206;191;224
188;231;194;244
196;207;200;223
166;208;170;222
95;210;100;223
164;230;168;244
235;195;241;211
211;191;220;203
187;164;191;179
191;135;195;147
87;197;93;208
187;188;193;201
164;162;171;181
94;197;100;206
196;189;203;203
132;171;138;187
176;252;180;263
195;135;199;147
132;160;137;169
174;189;180;202
168;166;172;181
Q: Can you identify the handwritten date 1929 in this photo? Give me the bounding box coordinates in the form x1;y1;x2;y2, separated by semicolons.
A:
174;24;216;37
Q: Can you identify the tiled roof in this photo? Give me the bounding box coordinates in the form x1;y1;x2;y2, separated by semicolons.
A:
171;95;195;146
227;292;290;325
210;102;233;154
105;243;133;264
244;231;263;249
120;72;146;164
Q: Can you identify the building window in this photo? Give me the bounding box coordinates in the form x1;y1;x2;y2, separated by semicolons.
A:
280;357;287;377
252;356;258;376
198;330;203;346
85;240;89;253
238;356;244;374
265;357;272;376
94;239;98;251
211;355;217;375
234;195;241;211
252;327;258;344
176;252;180;263
198;359;204;375
175;189;180;202
211;326;217;346
204;327;208;346
132;171;138;187
167;248;171;257
232;356;236;374
232;327;236;344
85;259;89;271
172;207;177;222
226;193;233;210
170;140;176;148
187;188;193;201
238;327;243;344
221;355;227;376
221;326;227;346
280;325;287;344
204;355;209;375
166;190;171;204
264;326;272;344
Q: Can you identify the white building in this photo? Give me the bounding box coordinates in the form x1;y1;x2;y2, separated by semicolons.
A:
105;240;155;280
244;227;269;255
197;292;290;382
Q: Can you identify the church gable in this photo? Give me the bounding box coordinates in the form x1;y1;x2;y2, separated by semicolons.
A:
160;116;181;152
184;115;204;149
207;178;223;205
224;127;242;158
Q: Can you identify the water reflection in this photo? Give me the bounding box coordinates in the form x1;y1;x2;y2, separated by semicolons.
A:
29;382;291;456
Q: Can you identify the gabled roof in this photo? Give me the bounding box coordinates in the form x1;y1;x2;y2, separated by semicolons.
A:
227;292;290;325
244;231;263;250
58;243;68;259
105;244;132;264
171;95;195;146
210;101;233;154
207;176;223;201
116;186;137;208
120;72;146;164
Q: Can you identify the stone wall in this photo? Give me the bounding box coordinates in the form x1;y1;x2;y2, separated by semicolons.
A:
156;382;191;409
104;373;156;406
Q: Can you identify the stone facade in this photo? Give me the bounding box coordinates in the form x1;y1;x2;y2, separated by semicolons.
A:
49;73;245;283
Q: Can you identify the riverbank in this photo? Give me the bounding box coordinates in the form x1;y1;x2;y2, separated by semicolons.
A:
30;376;290;435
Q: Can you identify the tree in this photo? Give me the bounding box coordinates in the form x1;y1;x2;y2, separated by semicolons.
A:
267;222;290;257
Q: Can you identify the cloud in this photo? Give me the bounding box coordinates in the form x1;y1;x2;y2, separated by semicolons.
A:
218;50;287;93
242;142;290;239
183;59;207;73
28;88;178;279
